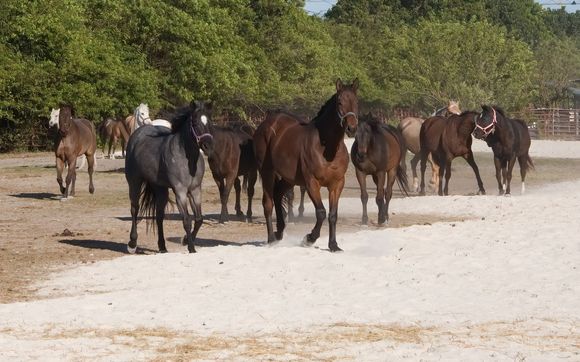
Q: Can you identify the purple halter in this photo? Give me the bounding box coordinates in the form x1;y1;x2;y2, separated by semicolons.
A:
190;118;213;144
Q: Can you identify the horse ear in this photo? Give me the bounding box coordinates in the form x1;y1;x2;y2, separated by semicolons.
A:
352;78;360;92
336;78;344;91
481;104;489;112
205;101;213;112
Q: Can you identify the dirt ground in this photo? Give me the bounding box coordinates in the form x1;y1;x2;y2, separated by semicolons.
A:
1;150;580;304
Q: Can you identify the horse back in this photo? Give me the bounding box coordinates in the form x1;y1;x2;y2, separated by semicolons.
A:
420;116;446;153
510;118;531;156
398;117;423;154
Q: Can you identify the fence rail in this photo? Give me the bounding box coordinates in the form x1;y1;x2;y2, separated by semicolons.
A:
527;108;580;140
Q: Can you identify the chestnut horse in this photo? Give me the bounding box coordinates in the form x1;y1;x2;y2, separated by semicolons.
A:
253;79;359;252
98;117;130;158
207;122;258;223
55;105;97;199
351;113;409;225
419;111;486;196
473;105;533;195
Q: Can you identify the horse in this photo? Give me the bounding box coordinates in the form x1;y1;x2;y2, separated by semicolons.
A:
419;111;486;196
472;105;533;195
351;113;409;225
398;100;461;192
207;122;257;223
54;104;97;199
125;100;214;254
97;117;130;158
48;108;87;169
253;78;359;252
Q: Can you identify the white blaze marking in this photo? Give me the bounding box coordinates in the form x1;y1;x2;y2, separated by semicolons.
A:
201;115;208;125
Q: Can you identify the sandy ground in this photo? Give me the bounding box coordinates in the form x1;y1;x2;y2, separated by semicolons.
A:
1;142;580;360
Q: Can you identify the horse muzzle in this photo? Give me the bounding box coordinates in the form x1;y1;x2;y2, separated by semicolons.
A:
199;136;214;155
346;124;357;137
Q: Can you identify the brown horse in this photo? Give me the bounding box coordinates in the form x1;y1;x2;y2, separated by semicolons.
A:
398;100;461;192
253;78;359;252
419;111;486;196
207;122;258;223
473;105;533;195
98;117;130;158
55;104;97;199
351;113;409;225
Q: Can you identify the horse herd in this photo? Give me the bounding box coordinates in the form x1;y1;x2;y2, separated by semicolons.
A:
48;79;533;253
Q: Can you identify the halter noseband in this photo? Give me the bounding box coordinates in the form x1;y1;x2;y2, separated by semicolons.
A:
135;106;151;126
190;119;213;145
474;108;497;138
338;111;358;128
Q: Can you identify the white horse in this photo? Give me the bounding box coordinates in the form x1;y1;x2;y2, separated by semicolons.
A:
126;103;171;134
48;108;87;169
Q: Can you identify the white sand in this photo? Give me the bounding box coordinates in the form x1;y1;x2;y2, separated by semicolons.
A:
1;140;579;361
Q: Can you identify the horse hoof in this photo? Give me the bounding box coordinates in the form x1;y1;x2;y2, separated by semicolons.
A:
181;236;187;246
274;231;284;241
504;193;511;197
301;235;315;247
89;187;95;194
127;245;137;254
188;247;197;254
158;249;168;254
329;245;343;253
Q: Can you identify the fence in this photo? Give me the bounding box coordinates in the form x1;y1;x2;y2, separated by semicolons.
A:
526;108;580;140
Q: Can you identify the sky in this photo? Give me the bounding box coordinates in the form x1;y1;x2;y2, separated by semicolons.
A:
304;0;579;16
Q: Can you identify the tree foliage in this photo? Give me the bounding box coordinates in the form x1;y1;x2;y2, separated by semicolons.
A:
0;0;578;151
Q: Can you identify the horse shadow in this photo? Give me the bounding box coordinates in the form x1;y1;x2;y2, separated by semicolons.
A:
166;236;263;248
59;239;157;254
10;192;60;200
99;167;125;174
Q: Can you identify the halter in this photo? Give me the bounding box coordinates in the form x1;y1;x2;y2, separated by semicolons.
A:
338;110;358;128
134;105;151;127
474;108;497;138
190;117;213;144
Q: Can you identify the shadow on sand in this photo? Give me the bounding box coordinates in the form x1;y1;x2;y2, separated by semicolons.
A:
10;192;60;200
58;239;157;254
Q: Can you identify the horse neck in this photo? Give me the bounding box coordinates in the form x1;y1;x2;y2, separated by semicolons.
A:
312;98;345;158
175;121;201;168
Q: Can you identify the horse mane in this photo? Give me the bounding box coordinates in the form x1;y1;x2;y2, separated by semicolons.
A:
311;94;337;124
166;105;193;133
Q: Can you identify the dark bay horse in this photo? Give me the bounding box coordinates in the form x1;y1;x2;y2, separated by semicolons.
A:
207;122;257;223
419;111;486;196
98;117;130;158
253;79;359;252
125;100;214;253
473;105;533;195
351;113;409;225
55;105;97;199
398;100;462;192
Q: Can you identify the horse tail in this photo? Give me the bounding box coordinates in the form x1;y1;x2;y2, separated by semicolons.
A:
396;163;410;197
139;182;157;233
523;154;535;172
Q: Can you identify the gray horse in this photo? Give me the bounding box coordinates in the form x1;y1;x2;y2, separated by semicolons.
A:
124;101;214;254
398;100;461;192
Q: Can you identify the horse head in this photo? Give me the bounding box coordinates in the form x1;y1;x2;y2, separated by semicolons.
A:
49;108;60;128
188;100;214;155
336;78;359;137
473;105;497;139
354;112;376;162
447;100;461;115
134;103;151;128
58;104;74;136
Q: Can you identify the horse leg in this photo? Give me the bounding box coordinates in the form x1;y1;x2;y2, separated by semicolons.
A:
384;168;397;224
355;168;368;225
221;174;236;223
187;186;204;253
65;155;77;198
302;179;325;247
374;172;387;225
443;157;452;196
234;177;243;217
214;176;228;223
464;151;486;195
155;187;169;253
419;150;428;196
127;181;141;254
410;153;420;192
505;156;517;196
86;152;95;194
518;155;528;194
107;135;114;159
437;156;446;196
56;157;66;195
428;154;439;192
327;177;346;252
494;157;504;195
175;188;195;253
298;186;306;218
261;173;276;243
246;169;257;222
273;179;292;240
286;187;295;221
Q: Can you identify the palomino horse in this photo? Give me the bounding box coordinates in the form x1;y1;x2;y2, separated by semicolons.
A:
419;111;486;196
398;100;461;192
55;105;97;199
351;113;409;225
125;101;214;253
207;122;258;223
473;105;533;195
49;108;86;169
253;78;359;252
98;117;130;158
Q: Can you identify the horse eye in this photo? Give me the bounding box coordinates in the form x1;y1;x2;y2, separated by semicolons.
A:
201;115;208;125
